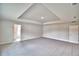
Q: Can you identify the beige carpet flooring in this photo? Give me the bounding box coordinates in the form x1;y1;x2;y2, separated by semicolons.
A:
0;37;79;56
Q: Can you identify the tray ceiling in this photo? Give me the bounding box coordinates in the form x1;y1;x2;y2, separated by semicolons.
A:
0;3;79;24
19;3;60;23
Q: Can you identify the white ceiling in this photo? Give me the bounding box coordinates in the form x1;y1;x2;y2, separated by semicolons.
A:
0;3;79;24
19;3;60;23
0;3;30;19
44;3;79;22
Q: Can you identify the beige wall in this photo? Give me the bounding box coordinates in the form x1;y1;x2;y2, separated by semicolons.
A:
21;23;43;40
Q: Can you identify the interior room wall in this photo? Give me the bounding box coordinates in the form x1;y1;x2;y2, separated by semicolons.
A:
0;20;2;42
0;20;14;44
0;19;43;44
21;23;43;40
43;23;79;43
69;24;79;43
43;23;69;41
0;19;79;44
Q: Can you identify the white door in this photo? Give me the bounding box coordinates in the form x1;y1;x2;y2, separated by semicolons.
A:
69;25;79;43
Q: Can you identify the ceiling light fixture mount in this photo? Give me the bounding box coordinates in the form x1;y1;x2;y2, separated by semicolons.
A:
41;16;45;19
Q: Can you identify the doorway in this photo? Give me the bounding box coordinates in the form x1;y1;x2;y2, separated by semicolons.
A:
13;24;21;42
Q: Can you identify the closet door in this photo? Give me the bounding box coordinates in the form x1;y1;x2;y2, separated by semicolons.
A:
69;25;79;43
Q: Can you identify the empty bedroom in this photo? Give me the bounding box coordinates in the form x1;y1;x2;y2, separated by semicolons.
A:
0;3;79;56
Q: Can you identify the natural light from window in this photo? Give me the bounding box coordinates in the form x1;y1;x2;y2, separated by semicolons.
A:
14;24;21;42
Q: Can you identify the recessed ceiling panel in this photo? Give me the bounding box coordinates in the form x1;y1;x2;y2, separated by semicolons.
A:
19;3;60;23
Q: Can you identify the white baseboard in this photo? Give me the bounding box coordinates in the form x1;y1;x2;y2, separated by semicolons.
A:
0;41;13;45
43;37;79;44
0;37;42;45
0;37;78;45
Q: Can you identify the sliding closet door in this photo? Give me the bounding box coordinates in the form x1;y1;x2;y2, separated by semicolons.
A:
69;25;79;43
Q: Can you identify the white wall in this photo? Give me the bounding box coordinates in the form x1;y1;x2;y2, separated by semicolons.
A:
21;23;43;40
0;19;79;44
43;23;79;43
0;19;43;44
0;20;14;44
0;20;2;42
69;25;79;43
43;24;69;41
